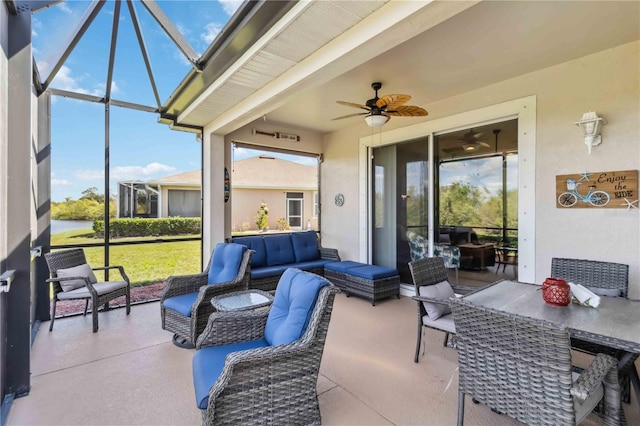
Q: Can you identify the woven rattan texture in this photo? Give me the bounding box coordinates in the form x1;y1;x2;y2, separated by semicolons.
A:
197;284;340;425
45;248;131;332
160;249;253;346
343;274;399;305
551;257;638;405
451;297;621;426
247;245;340;293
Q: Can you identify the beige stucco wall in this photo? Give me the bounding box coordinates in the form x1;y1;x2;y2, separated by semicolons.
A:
322;41;640;296
232;188;317;232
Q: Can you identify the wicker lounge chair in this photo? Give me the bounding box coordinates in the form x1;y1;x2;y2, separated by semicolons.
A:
192;268;339;425
551;257;639;407
408;256;475;363
451;296;621;426
45;248;130;332
161;243;252;348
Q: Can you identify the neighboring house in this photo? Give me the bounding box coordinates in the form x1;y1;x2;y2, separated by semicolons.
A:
117;155;319;231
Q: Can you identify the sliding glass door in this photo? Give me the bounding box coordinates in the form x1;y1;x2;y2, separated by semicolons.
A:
372;138;430;283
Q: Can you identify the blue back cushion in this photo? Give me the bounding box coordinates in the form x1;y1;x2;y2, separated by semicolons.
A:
264;268;330;346
290;231;320;262
232;236;267;268
207;243;247;285
263;235;295;266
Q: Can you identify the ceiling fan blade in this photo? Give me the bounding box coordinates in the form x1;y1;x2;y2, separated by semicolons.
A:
477;141;491;148
336;100;370;111
376;94;411;109
386;105;428;117
331;112;369;121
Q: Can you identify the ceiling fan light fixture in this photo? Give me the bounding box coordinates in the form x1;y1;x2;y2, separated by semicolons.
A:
365;114;389;127
462;142;478;152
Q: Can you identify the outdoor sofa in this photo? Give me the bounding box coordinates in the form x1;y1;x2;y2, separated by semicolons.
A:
231;231;340;292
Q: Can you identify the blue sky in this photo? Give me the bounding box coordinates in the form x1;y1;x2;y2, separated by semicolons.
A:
32;0;314;202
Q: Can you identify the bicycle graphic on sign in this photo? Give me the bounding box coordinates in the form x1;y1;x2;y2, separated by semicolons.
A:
557;179;610;207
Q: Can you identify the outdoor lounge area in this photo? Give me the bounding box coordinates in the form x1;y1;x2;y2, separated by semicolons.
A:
8;293;640;425
2;2;639;425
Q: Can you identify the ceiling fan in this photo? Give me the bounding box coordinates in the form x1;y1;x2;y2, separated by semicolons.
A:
332;82;428;127
457;129;491;152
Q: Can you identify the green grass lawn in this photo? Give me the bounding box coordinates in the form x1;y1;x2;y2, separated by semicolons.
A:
51;229;202;287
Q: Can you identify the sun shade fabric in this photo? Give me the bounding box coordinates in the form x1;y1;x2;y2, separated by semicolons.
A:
207;243;247;285
192;338;269;410
290;231;320;262
263;235;295;266
419;280;455;320
56;263;98;292
264;268;329;346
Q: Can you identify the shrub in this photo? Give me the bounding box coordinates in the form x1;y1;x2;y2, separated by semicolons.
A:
276;217;290;231
93;217;201;238
255;202;269;230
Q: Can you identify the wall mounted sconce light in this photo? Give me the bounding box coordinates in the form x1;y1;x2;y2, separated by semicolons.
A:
575;111;605;154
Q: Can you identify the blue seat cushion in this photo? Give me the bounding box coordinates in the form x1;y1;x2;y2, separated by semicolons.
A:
290;231;320;262
290;259;333;271
324;261;366;273
163;292;198;317
231;236;267;268
192;338;269;410
263;235;295;266
250;265;289;279
347;265;398;280
207;243;247;285
265;268;330;346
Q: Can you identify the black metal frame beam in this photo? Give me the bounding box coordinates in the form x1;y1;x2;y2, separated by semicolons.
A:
39;0;106;93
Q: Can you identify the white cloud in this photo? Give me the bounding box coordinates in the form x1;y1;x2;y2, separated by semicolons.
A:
74;163;177;184
109;163;177;181
75;169;103;181
201;22;223;44
219;0;242;16
94;80;120;96
51;178;72;186
50;65;91;94
58;2;72;14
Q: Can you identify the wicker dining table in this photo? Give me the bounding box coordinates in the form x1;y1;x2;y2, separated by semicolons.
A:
463;280;640;355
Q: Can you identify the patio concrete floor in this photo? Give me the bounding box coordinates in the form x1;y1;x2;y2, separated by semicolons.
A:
8;291;639;425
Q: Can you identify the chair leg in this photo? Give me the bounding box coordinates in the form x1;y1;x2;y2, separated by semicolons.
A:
125;287;131;315
629;365;640;408
49;300;57;332
83;299;89;316
92;297;99;332
414;323;422;363
457;391;465;426
443;332;450;347
454;267;459;285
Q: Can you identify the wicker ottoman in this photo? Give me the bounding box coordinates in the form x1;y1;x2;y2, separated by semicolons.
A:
344;265;400;306
324;261;366;292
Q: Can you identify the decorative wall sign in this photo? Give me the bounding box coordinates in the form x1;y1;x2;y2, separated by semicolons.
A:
556;170;638;209
334;193;344;207
224;167;230;203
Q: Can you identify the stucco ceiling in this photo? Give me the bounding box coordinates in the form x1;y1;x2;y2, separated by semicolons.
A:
186;1;639;136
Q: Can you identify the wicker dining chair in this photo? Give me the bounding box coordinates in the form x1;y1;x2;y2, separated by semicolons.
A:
408;256;475;363
161;243;253;349
450;297;621;426
45;248;130;332
551;257;639;407
192;269;340;425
